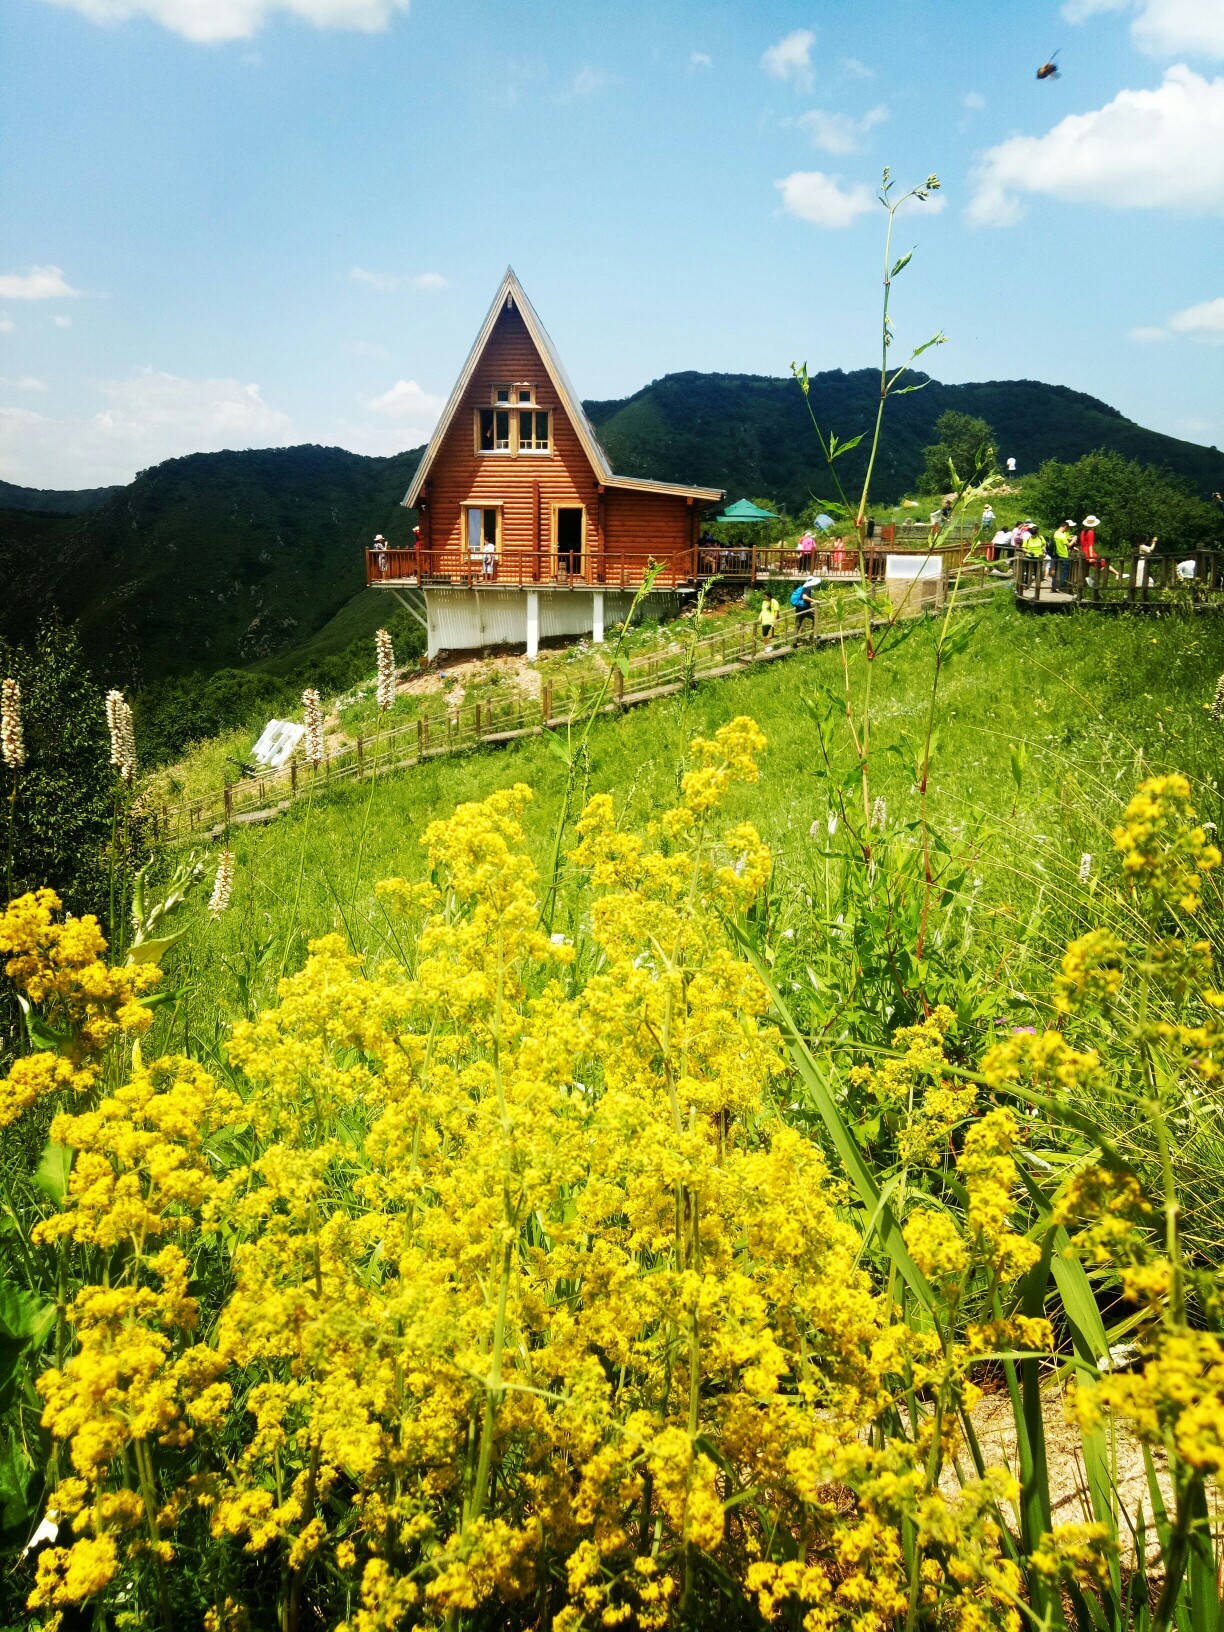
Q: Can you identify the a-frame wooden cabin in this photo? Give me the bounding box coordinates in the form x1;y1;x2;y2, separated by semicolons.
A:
367;268;723;658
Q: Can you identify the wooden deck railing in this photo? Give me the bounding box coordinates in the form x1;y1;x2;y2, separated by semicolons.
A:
1012;548;1224;605
155;567;995;842
367;546;698;590
369;540;980;592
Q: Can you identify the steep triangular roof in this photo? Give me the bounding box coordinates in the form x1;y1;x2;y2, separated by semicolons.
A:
402;268;722;509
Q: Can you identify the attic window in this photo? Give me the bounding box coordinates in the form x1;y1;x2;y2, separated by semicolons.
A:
518;410;550;452
476;401;549;455
493;384;512;404
478;408;512;452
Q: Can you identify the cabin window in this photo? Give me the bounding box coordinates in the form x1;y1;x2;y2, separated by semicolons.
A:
493;384;512;404
478;408;512;452
465;505;501;559
518;410;550;452
517;385;533;404
476;405;548;455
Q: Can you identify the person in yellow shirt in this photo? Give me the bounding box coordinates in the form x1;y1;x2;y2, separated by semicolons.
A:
758;592;781;647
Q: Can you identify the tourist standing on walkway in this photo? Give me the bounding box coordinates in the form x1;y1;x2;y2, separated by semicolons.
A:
481;535;497;579
1021;526;1045;589
1080;515;1101;588
758;592;781;647
1052;521;1074;590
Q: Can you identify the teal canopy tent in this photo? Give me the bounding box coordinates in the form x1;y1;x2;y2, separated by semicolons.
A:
713;498;778;523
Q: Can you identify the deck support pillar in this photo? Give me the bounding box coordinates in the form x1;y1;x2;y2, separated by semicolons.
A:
592;591;605;644
525;591;540;661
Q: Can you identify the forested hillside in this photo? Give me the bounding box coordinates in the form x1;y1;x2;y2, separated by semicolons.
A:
585;369;1224;513
0;444;421;688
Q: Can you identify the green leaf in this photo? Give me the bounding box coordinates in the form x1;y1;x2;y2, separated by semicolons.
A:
1009;743;1027;793
126;928;188;966
16;996;73;1053
890;251;913;278
829;433;865;461
0;1435;42;1546
0;1283;54;1348
615;653;630;679
542;729;573;766
33;1142;72;1205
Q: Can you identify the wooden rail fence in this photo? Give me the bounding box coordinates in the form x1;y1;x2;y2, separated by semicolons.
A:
153;569;995;842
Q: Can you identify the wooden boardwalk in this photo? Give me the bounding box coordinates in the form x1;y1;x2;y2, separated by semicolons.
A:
1012;548;1224;610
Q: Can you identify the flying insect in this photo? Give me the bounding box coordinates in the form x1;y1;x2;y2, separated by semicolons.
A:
1036;50;1061;80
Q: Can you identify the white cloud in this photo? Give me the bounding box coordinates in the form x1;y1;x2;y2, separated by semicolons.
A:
562;66;610;100
0;368;292;487
797;104;887;154
0;316;13;335
349;266;446;292
1129;324;1172;340
333;377;446;456
1169;295;1224;338
967;66;1224;225
1134;294;1224;342
0;266;79;301
840;56;873;80
1063;0;1224;58
776;170;875;227
762;28;815;88
690;50;712;68
35;0;410;44
963;90;986;110
0;376;49;392
369;378;444;423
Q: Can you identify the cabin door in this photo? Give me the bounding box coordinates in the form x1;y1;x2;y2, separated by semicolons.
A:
554;506;585;579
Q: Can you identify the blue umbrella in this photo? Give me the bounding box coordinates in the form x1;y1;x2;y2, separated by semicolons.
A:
815;513;835;530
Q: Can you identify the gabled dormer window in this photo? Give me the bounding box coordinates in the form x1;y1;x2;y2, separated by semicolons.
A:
476;383;549;456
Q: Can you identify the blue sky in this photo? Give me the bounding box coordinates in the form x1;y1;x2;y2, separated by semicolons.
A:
2;0;1222;488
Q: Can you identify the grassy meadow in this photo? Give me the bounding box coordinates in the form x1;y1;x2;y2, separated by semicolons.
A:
165;593;1223;1037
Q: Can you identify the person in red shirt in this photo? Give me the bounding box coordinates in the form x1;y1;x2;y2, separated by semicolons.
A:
1079;514;1101;589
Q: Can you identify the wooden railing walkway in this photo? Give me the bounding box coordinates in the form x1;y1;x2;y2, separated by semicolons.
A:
1012;548;1224;607
153;568;996;843
367;539;978;593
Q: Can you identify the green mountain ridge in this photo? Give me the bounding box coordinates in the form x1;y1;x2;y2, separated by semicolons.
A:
586;369;1224;513
0;444;422;689
1;367;1221;692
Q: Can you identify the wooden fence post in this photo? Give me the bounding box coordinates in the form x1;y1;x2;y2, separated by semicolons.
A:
224;785;233;824
613;665;624;704
357;736;364;775
542;681;553;724
417;718;424;757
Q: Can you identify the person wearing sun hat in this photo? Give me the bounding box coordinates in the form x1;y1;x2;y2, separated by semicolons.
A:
1079;515;1102;589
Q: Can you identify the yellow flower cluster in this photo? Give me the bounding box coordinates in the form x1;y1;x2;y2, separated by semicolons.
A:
11;724;1155;1632
849;1004;974;1164
1052;928;1125;1016
1112;772;1221;913
0;888;158;1126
